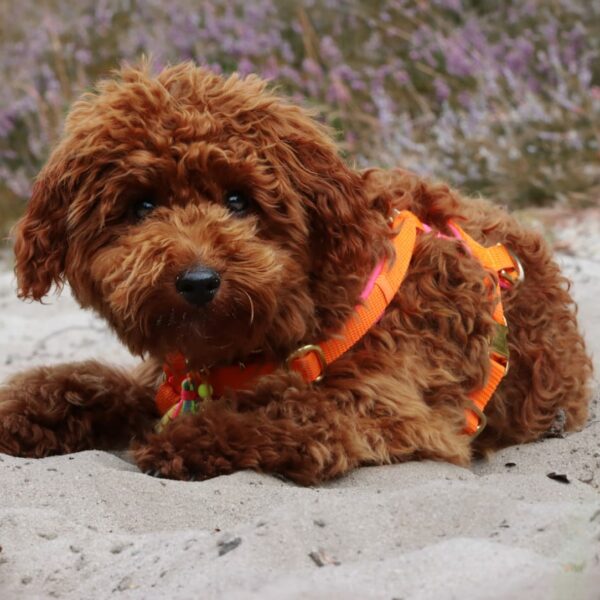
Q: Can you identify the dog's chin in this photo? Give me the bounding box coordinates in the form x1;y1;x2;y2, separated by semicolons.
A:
124;303;272;367
101;275;287;366
153;336;268;370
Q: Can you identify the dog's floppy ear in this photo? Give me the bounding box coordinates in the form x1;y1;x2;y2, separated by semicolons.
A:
273;104;385;274
13;162;69;300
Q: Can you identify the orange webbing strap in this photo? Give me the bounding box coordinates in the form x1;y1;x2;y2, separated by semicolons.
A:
289;211;424;382
449;221;519;436
209;362;276;397
464;358;506;434
155;382;180;416
449;221;520;284
156;353;277;416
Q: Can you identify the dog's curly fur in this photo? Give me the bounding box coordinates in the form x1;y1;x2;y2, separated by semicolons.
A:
0;63;592;484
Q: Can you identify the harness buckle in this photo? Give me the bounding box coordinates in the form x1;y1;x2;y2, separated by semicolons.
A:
499;247;525;287
285;344;327;383
466;400;488;438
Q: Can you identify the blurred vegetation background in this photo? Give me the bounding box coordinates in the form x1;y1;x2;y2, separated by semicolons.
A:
0;0;598;236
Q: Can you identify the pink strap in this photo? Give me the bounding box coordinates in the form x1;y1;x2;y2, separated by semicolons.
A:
360;260;385;301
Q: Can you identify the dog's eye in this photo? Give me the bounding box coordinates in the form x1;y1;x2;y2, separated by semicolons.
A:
224;190;250;214
132;198;156;221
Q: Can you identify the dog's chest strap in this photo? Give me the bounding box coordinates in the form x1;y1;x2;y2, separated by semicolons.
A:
155;210;523;438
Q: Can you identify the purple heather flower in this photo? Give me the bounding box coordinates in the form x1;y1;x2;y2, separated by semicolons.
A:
434;78;451;102
320;36;342;63
0;113;13;138
302;58;323;79
237;58;255;76
433;0;463;11
505;38;535;75
326;75;351;105
443;41;476;78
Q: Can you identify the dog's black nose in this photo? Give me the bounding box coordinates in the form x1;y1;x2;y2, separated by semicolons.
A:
176;267;221;306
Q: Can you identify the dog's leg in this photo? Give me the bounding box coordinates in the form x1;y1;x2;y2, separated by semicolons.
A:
0;360;159;457
133;372;471;484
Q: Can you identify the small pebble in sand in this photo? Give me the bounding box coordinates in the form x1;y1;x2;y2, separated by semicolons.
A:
547;472;570;484
309;548;340;567
218;536;242;556
110;542;133;555
255;521;268;537
183;538;198;551
114;576;135;592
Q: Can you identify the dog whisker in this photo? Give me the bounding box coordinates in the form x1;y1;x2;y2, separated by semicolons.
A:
241;289;255;326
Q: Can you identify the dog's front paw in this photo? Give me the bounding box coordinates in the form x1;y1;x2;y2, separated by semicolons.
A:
0;361;158;458
132;424;235;481
0;411;45;457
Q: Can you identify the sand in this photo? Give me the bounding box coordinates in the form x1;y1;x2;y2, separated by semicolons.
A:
0;211;599;599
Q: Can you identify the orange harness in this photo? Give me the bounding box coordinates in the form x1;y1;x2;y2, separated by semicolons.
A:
156;210;523;437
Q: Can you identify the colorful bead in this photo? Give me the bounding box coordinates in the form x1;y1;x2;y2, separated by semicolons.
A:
154;371;212;433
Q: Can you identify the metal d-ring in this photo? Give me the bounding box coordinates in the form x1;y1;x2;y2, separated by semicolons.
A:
499;247;525;286
285;344;327;383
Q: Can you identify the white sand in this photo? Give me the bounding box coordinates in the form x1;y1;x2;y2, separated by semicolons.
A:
1;212;599;599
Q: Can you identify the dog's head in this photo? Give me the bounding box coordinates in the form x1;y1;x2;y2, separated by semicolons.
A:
14;63;389;365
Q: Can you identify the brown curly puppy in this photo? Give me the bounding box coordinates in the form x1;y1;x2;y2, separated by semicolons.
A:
0;63;592;484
